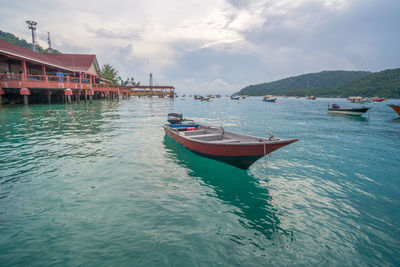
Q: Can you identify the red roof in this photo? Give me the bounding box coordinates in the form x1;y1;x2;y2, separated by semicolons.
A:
0;39;98;74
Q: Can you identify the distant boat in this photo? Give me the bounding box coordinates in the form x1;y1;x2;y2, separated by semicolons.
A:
306;96;317;100
347;96;371;104
230;96;240;100
163;113;298;169
200;96;211;101
388;104;400;116
262;95;277;102
371;97;387;102
328;104;370;116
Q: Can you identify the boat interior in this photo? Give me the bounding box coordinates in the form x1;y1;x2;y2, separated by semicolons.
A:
168;124;270;144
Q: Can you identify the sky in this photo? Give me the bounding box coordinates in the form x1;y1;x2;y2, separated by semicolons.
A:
1;0;399;94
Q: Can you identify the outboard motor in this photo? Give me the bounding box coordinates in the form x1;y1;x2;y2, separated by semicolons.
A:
167;113;183;124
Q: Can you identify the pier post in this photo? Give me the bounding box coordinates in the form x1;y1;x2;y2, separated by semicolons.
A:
64;89;72;104
45;90;52;104
20;88;30;105
84;94;87;103
76;91;80;104
87;90;93;104
0;88;4;106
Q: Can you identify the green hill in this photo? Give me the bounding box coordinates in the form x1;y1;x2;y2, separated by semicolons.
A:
237;71;371;97
331;68;400;98
0;30;61;54
237;69;400;98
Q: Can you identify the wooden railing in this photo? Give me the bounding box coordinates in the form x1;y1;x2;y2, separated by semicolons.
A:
0;73;130;93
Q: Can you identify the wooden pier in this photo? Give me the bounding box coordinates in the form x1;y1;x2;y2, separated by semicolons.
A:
0;39;173;105
120;85;175;97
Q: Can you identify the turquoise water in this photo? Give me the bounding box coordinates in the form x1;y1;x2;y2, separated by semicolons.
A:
0;97;399;266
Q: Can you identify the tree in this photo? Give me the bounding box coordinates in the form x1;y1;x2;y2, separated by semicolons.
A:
101;64;119;84
122;77;140;86
0;30;61;54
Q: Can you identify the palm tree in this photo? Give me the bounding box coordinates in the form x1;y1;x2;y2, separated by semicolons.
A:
101;64;118;84
122;77;140;86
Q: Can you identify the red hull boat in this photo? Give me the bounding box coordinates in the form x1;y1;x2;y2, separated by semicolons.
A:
388;104;400;116
163;120;298;169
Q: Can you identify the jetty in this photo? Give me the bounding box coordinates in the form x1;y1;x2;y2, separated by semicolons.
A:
0;39;175;105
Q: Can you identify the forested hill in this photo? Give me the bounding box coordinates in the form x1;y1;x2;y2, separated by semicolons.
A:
330;68;400;98
237;71;371;97
0;30;61;54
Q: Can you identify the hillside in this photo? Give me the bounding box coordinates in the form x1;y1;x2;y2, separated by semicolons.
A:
331;68;400;98
237;71;371;97
0;30;61;54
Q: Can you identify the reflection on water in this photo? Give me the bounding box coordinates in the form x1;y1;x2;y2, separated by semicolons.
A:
163;135;291;242
0;102;121;189
328;113;369;122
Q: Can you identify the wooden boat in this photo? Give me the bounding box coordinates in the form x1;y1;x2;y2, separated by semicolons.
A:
388;104;400;116
328;104;370;116
347;96;371;104
163;114;298;169
371;97;387;102
262;95;277;102
306;96;317;100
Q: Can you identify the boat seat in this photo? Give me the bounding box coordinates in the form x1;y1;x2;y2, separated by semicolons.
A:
209;139;240;143
188;134;222;141
184;130;207;136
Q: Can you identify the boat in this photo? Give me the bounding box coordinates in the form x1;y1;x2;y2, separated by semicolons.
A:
371;97;387;103
163;113;298;169
200;96;211;101
347;96;371;103
230;95;240;100
262;95;277;102
306;96;317;100
328;104;370;116
388;104;400;116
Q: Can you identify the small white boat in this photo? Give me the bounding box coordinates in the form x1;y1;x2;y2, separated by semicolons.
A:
262;95;277;102
328;104;370;116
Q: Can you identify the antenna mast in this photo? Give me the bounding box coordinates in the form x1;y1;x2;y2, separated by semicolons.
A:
149;73;153;87
26;20;37;52
47;32;52;53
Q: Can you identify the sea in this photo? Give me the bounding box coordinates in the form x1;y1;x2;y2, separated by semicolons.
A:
0;97;399;266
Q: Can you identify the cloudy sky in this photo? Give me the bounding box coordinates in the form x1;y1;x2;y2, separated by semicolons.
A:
1;0;399;94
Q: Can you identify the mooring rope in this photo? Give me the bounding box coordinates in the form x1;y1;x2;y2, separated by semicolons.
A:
263;143;287;267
